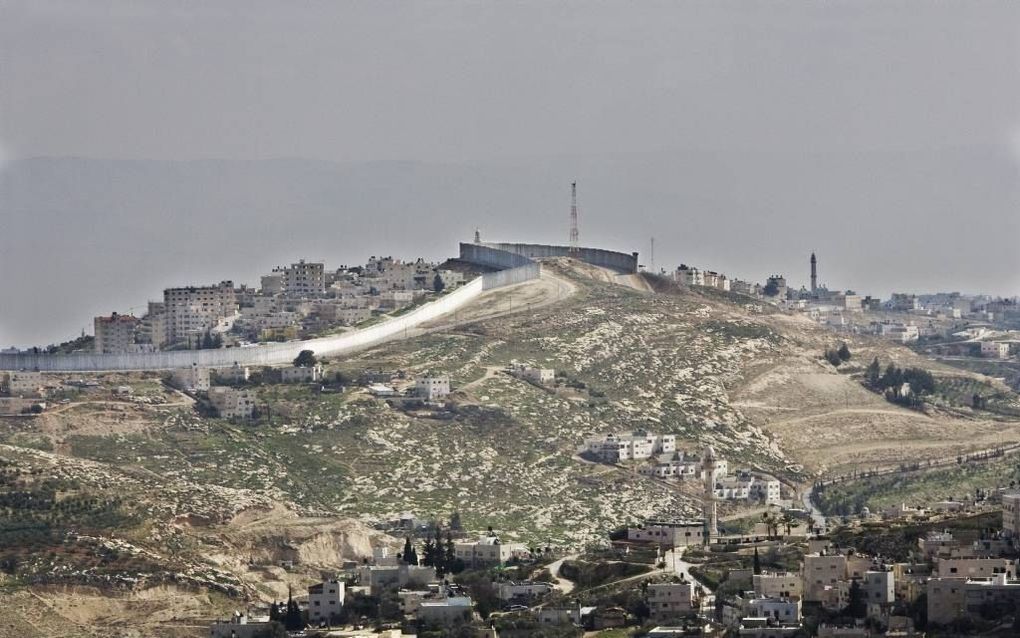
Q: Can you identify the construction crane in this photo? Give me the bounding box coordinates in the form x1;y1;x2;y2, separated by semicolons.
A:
569;181;579;255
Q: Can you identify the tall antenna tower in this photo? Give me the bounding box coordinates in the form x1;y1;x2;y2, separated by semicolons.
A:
569;181;579;254
650;237;655;273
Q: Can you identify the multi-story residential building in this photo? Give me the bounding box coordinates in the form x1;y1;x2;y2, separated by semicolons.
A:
980;341;1010;359
935;557;1015;579
860;569;895;605
802;553;848;603
280;364;324;383
627;519;706;547
647;581;696;620
730;279;761;297
278;260;326;297
93;312;140;354
163;281;237;346
675;265;704;287
4;370;45;398
171;364;210;392
307;579;345;624
208;386;258;420
357;564;438;595
217;363;250;384
1003;492;1020;539
415;375;451;400
753;573;803;600
585;432;677;462
928;573;1020;625
136;302;167;350
454;536;529;566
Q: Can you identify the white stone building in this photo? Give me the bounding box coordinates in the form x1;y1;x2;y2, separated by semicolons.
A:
307;579;345;624
281;364;324;383
454;536;529;565
585;432;677;462
415;375;451;400
163;281;237;346
627;519;706;547
208;386;258;420
417;596;474;625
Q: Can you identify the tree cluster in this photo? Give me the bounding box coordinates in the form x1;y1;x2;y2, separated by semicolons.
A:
864;358;935;407
823;343;852;367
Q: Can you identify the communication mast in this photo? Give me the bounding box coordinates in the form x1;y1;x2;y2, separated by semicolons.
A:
569;182;579;254
650;237;655;273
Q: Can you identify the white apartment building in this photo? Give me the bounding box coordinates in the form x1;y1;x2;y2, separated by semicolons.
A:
208;386;258;420
647;581;696;620
627;519;706;547
171;364;210;392
93;312;139;354
415;375;451;400
307;579;345;624
280;364;324;383
278;260;326;297
454;537;529;565
4;370;45;398
585;432;677;462
163;281;237;346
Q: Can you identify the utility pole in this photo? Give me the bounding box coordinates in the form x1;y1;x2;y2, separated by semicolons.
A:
569;182;579;255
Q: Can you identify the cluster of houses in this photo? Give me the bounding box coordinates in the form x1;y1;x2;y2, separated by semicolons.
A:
583;433;783;505
84;255;466;354
208;535;533;636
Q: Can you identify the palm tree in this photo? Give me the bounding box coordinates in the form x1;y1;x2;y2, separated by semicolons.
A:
780;513;795;537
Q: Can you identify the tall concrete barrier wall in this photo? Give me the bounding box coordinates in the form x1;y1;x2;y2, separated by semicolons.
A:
476;242;638;274
481;263;542;290
458;242;534;270
0;278;486;372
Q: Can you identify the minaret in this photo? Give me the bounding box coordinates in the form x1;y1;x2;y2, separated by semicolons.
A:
474;228;481;244
810;252;817;295
703;445;718;544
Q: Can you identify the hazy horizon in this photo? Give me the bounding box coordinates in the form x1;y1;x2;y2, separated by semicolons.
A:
3;0;1020;346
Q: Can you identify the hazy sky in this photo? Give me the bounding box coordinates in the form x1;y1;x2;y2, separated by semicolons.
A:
2;1;1020;346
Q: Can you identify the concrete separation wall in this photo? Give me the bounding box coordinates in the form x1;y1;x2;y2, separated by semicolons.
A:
0;278;486;372
472;242;639;274
481;263;542;290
